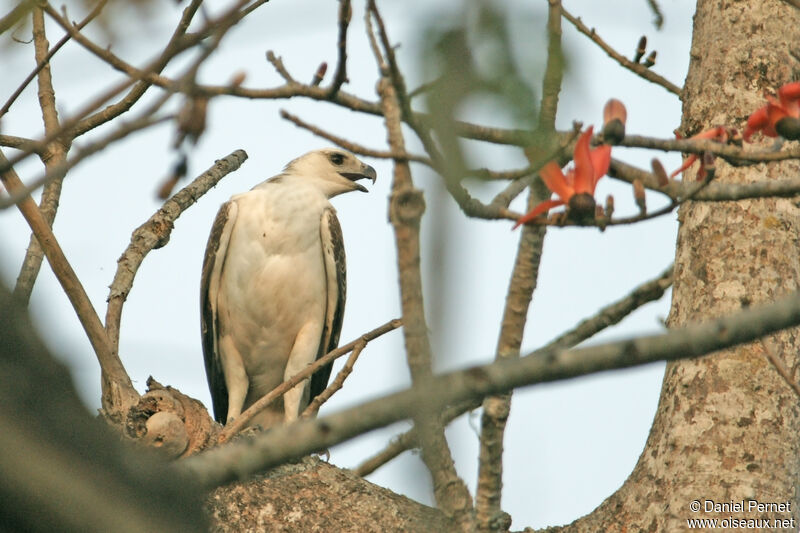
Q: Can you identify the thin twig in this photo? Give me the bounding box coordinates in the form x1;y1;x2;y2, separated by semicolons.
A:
0;114;172;210
542;265;673;351
0;0;107;119
0;0;35;35
352;423;417;477
3;0;230;209
300;340;366;418
279;110;431;164
352;400;478;477
561;7;681;96
72;0;204;137
518;166;720;229
0;0;234;176
266;51;297;84
217;318;402;443
280;111;534;182
327;0;351;98
646;0;665;28
0;134;41;152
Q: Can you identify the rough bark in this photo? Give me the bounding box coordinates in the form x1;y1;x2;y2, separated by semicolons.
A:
553;2;800;531
206;457;449;532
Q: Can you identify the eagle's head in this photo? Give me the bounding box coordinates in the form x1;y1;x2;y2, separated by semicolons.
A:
284;148;377;197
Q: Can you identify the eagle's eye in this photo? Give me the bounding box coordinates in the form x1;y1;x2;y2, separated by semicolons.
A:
329;153;345;165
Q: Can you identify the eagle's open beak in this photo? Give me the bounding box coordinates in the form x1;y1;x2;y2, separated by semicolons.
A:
340;164;377;192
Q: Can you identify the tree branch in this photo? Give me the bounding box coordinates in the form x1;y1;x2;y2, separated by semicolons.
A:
542;264;673;351
0;0;34;35
326;0;351;98
475;191;547;531
0;148;138;414
301;339;366;418
611;158;800;204
14;6;69;305
368;2;475;527
476;1;562;528
619;134;800;165
71;0;204;137
353;262;675;477
0;0;106;119
104;150;249;353
560;6;682;96
279;109;431;164
0;113;172;210
182;285;800;487
0;0;228;178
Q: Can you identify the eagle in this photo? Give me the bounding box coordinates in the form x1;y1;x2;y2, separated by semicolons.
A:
200;148;376;429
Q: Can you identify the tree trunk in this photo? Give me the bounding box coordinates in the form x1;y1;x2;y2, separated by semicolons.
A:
555;2;800;531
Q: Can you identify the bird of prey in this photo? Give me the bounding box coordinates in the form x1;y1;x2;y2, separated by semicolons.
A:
200;148;376;429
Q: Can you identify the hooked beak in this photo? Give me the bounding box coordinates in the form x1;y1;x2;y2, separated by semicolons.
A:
340;164;377;192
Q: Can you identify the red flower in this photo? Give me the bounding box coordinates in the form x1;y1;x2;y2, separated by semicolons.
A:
514;126;611;228
743;81;800;142
670;126;732;180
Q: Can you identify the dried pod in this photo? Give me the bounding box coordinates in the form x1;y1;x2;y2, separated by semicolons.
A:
634;35;647;63
311;62;328;87
651;158;669;187
633;179;646;214
644;50;657;68
602;98;627;144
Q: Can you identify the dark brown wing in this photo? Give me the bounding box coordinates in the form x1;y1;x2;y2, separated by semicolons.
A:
200;201;237;424
310;208;346;404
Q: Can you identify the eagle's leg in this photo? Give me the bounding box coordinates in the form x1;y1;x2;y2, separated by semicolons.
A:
283;320;324;422
219;335;249;423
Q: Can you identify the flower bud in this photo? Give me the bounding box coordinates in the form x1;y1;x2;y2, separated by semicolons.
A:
651;158;669;187
602;98;627;145
633;179;646;214
634;36;647;63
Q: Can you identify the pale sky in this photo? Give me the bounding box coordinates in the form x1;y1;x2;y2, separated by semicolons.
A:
0;1;693;528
